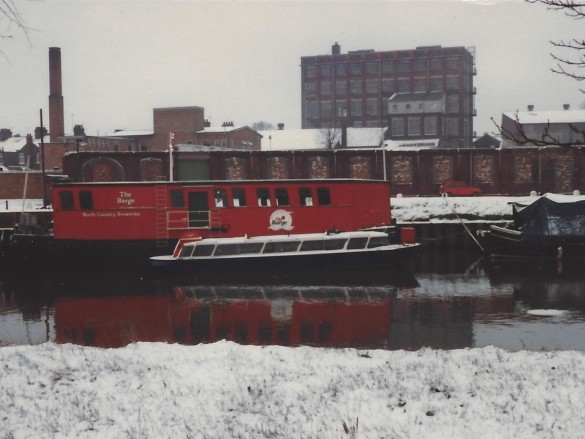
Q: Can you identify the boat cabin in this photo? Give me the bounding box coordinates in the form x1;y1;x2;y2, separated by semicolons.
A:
176;231;393;259
50;179;392;242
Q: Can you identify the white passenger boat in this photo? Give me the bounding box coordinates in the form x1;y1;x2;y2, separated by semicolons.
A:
150;230;419;282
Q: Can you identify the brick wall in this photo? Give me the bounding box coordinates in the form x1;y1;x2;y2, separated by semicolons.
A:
0;172;44;199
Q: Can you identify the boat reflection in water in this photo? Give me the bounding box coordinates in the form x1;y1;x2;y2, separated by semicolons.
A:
55;284;399;349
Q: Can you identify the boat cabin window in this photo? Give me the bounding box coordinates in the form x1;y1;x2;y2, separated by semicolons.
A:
275;188;289;206
170;190;185;208
214;189;228;208
367;236;390;248
179;245;195;258
300;239;347;251
263;241;300;253
214;242;264;256
256;188;271;207
193;244;215;257
59;191;74;210
79;191;94;210
299;188;313;206
347;237;368;249
317;187;331;206
232;188;247;207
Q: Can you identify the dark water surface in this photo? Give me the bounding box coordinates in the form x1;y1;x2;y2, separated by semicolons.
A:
2;250;585;351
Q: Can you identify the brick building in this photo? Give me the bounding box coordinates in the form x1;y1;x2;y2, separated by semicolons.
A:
301;43;476;148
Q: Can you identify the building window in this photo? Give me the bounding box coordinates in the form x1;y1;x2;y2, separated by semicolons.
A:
408;117;422;136
305;81;317;95
429;76;443;92
317;187;331;205
398;60;410;72
320;81;332;95
256;188;271;207
335;63;347;76
446;75;459;90
447;118;459;136
335;101;347;118
366;120;378;127
381;60;394;73
299;188;313;206
424;116;438;135
381;78;395;93
305;99;318;119
305;65;316;78
59;191;74;210
366;99;379;116
335;80;347;95
414;77;426;92
414;59;427;71
397;78;410;92
430;58;442;70
366;80;378;94
170;189;185;208
320;100;332;118
351;62;362;75
446;57;459;69
79;191;93;210
320;64;332;76
350;100;362;116
350;80;362;95
366;61;378;74
275;188;290;206
447;94;460;113
391;118;405;136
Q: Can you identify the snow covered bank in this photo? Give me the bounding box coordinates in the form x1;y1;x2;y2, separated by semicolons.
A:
391;195;526;222
2;341;585;438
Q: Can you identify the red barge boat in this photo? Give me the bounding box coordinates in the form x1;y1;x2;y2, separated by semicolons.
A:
7;179;407;269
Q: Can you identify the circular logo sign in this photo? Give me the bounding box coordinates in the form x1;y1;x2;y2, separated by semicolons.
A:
268;209;294;231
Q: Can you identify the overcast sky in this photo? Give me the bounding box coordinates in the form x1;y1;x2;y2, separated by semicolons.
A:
1;0;583;139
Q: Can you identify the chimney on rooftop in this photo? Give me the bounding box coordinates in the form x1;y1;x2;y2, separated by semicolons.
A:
563;104;570;110
527;105;534;112
332;42;341;56
48;47;65;142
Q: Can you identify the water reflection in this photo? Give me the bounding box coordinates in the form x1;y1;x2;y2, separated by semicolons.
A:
2;252;585;351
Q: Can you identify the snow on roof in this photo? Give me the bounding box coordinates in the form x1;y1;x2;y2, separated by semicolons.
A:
197;126;247;134
259;128;385;151
0;136;28;153
384;138;440;149
504;110;585;125
99;130;154;137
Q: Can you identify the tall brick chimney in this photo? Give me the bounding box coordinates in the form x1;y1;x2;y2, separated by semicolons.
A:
49;47;65;142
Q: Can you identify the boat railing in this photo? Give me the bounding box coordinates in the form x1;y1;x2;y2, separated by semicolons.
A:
167;210;213;231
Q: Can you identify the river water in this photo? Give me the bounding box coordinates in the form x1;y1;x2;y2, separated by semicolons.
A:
2;250;585;351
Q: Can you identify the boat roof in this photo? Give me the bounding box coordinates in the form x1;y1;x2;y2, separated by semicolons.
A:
184;230;388;246
53;178;388;188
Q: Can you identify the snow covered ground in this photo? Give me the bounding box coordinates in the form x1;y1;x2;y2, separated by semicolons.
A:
2;341;585;438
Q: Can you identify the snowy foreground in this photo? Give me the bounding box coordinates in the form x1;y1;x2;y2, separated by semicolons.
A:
2;341;585;438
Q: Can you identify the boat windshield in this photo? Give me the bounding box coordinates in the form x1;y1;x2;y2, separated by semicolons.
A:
347;237;368;249
193;244;215;257
367;236;390;248
179;245;195;258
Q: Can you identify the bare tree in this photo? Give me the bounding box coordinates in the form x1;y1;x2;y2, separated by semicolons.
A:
527;0;585;90
320;127;340;149
1;0;30;59
250;121;274;131
493;1;585;147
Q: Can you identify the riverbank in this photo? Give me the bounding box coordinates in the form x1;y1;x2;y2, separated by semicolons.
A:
2;341;585;438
